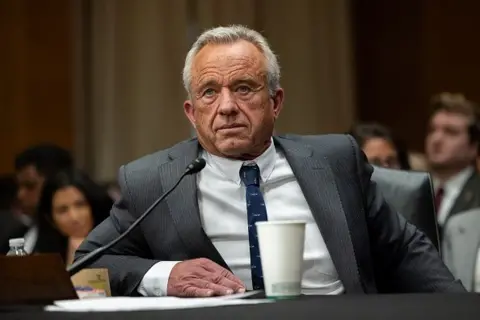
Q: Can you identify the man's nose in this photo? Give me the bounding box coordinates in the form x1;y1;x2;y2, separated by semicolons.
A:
217;88;239;115
17;188;26;201
382;161;398;169
431;129;445;140
428;130;443;144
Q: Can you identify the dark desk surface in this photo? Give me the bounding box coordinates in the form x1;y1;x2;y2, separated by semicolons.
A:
1;293;479;320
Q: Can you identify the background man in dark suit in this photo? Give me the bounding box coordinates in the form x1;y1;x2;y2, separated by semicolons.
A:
77;25;465;296
0;144;73;253
425;93;480;237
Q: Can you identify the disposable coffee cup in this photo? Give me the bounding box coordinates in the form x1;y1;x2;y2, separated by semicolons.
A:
256;220;306;299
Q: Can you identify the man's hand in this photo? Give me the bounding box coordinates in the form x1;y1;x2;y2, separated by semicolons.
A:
167;258;246;297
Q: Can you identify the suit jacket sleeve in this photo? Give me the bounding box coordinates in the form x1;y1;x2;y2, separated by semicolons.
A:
350;136;466;293
75;165;160;296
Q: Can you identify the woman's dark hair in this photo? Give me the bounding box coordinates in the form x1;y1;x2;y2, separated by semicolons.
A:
348;122;411;170
35;168;113;261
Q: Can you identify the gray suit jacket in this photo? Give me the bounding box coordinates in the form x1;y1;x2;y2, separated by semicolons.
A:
76;134;465;295
447;171;480;220
438;171;480;242
443;208;480;291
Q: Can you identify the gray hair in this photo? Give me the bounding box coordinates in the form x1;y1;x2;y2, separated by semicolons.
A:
182;25;281;97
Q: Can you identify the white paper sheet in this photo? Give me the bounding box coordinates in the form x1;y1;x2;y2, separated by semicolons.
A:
45;290;271;312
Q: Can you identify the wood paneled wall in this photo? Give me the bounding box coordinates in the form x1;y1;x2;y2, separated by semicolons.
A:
0;0;73;175
353;0;480;151
2;0;478;175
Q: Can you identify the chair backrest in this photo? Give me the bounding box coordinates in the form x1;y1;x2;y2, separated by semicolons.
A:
371;166;440;251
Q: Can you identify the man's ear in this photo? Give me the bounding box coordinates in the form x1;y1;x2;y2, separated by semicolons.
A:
272;88;284;119
184;100;196;127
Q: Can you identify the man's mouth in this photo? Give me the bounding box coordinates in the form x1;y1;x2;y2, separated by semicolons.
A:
217;124;245;131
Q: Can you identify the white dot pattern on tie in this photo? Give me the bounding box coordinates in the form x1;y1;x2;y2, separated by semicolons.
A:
240;162;268;290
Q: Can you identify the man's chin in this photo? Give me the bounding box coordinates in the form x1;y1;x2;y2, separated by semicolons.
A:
216;139;251;158
19;207;36;217
428;160;455;171
426;154;443;165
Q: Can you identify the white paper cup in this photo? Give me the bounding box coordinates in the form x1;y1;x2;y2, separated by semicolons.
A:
256;220;306;299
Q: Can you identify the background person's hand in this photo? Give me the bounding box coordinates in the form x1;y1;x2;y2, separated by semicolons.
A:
167;258;246;297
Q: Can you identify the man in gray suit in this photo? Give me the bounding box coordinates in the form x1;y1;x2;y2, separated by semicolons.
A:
76;25;464;296
443;208;480;291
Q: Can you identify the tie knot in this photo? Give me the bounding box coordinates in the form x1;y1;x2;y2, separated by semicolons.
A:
436;186;445;196
240;163;260;187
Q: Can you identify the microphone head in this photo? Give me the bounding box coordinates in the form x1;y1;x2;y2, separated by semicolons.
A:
185;157;206;174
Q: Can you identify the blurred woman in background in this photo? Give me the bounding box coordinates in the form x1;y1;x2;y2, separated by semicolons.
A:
35;169;112;265
349;122;411;170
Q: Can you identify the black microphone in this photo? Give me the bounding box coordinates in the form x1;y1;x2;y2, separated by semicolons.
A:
67;157;206;276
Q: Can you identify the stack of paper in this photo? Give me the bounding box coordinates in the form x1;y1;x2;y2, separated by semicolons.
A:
45;291;272;312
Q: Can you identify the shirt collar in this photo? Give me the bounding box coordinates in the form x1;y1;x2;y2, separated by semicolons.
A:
17;212;33;227
202;139;276;185
434;166;474;193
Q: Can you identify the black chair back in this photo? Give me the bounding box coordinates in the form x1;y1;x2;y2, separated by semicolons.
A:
371;166;440;251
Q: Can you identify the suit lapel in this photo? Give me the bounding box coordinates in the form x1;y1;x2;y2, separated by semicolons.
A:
159;140;230;270
275;137;363;293
448;172;478;218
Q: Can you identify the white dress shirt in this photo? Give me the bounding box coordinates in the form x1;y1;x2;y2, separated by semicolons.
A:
23;226;38;254
138;141;344;296
434;166;474;226
474;244;480;292
16;213;38;254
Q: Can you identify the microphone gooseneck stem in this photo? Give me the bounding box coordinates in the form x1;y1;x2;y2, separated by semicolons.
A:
67;170;189;276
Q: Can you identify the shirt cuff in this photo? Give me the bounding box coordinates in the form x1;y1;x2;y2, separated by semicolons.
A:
137;261;180;296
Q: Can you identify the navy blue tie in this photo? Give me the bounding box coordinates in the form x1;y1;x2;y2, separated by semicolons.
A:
240;163;268;290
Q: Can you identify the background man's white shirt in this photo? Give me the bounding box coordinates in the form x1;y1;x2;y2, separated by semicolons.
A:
434;166;473;226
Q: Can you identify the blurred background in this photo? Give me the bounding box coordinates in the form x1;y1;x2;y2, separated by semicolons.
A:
1;0;478;181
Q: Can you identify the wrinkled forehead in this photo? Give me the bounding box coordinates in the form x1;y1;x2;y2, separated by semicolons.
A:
191;41;268;83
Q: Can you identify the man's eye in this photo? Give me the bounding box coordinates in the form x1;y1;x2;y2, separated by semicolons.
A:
236;86;252;94
203;88;216;97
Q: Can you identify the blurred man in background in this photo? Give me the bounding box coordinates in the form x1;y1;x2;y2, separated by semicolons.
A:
425;93;480;235
349;122;410;170
0;144;73;253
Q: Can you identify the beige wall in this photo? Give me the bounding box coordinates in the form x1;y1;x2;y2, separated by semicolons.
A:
75;0;355;181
